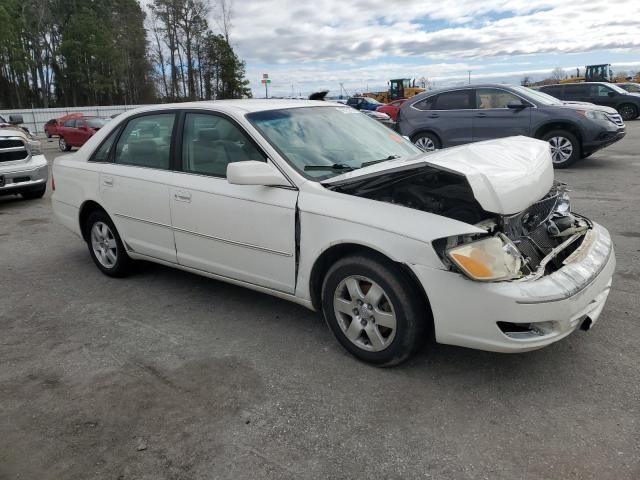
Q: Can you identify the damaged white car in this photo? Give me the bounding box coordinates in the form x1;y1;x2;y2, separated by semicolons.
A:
52;101;615;366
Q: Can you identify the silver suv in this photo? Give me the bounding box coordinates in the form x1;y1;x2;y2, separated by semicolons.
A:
0;114;48;200
397;84;626;168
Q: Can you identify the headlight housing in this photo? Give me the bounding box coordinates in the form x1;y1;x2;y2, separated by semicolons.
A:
27;139;42;155
575;109;610;123
443;234;523;282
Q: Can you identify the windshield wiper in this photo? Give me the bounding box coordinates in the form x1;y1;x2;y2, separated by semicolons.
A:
304;163;355;172
360;155;400;168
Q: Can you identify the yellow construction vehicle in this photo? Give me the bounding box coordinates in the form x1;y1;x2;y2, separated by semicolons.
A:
365;78;425;103
560;64;614;83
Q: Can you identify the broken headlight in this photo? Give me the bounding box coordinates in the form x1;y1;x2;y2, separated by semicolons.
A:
441;234;524;282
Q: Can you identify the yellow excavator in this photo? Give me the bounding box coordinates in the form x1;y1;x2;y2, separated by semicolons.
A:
365;79;425;103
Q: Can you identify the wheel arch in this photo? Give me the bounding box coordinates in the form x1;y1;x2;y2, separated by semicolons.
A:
533;121;583;146
308;242;433;330
78;200;108;242
409;128;442;146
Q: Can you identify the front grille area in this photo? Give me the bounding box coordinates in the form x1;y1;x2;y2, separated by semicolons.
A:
503;192;559;239
0;137;28;162
606;113;624;127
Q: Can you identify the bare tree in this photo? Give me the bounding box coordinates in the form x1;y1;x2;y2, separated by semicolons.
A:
215;0;233;42
417;76;432;89
550;67;567;81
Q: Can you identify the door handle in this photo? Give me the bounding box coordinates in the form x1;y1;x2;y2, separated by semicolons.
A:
427;113;440;118
174;191;192;202
103;176;113;187
474;113;487;118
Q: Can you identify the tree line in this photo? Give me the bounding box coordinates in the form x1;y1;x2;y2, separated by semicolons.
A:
0;0;250;109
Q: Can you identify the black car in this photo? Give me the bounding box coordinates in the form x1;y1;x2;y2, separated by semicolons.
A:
539;82;640;121
397;84;626;168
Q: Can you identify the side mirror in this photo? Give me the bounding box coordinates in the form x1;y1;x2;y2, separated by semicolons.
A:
227;161;290;187
507;102;527;109
8;114;23;125
608;91;615;97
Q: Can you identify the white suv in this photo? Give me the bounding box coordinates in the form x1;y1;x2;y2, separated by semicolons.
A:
52;101;615;366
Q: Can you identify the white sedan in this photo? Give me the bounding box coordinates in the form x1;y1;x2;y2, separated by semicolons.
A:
52;100;615;366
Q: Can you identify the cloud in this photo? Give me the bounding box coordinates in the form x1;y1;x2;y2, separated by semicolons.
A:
197;0;640;94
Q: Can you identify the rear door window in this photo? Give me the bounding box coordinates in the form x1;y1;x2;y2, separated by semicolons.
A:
563;84;589;98
412;96;437;111
113;113;176;169
433;90;474;110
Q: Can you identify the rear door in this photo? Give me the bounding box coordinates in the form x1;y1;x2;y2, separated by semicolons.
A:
410;89;474;146
472;88;532;141
562;84;590;103
98;112;178;263
169;111;298;293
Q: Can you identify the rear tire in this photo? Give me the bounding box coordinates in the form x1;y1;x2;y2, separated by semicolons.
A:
321;254;427;366
618;103;638;121
411;132;440;152
21;185;46;200
85;210;133;277
540;130;579;168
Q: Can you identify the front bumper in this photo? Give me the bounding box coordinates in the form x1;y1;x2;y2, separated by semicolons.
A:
0;154;48;195
413;222;615;352
583;127;626;154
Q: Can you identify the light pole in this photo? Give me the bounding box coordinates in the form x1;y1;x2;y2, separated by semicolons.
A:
468;70;471;84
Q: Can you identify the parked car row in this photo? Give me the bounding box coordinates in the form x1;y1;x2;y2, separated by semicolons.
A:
395;84;626;168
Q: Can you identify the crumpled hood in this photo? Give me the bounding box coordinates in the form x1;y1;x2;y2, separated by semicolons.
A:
323;136;554;216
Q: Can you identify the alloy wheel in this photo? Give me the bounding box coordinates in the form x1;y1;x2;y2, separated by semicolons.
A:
333;275;397;352
59;138;66;151
548;136;573;164
415;136;436;152
90;221;118;268
619;105;637;121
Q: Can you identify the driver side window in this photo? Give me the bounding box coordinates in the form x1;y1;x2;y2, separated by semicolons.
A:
181;113;266;178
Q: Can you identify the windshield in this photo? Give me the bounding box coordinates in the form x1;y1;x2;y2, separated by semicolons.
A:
607;83;630;94
247;106;421;180
86;118;107;128
514;86;563;105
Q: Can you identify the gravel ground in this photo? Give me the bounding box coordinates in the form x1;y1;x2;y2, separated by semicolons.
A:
1;124;639;480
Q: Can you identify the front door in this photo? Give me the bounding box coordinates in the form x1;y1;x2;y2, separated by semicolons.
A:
169;112;298;293
472;88;532;141
98;112;178;263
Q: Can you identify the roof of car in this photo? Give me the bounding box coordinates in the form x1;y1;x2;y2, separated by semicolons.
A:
128;99;339;116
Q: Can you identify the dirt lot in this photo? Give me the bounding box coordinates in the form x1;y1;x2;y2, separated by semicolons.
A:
1;124;639;480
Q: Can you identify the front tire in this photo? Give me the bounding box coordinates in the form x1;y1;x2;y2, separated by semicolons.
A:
85;211;133;277
59;137;72;152
541;130;579;168
321;254;427;366
412;132;440;152
618;103;638;121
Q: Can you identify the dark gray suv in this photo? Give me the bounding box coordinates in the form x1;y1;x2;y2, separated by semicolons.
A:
397;84;626;168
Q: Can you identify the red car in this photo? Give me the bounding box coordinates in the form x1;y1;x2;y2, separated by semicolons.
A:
376;99;407;121
57;116;108;151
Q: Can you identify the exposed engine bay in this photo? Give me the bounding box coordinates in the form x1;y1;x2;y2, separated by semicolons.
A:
329;167;590;278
